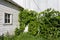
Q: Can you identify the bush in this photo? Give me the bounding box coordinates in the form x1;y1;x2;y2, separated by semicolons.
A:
38;8;60;39
18;9;38;35
4;34;15;40
18;8;60;40
0;34;4;40
15;28;20;36
28;21;39;36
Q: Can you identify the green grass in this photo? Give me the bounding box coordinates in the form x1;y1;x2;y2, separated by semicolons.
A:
15;33;47;40
15;33;36;40
0;33;60;40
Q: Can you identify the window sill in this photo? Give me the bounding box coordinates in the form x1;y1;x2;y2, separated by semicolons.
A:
3;23;12;25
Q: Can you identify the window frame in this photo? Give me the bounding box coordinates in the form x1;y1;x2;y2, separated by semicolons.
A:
3;13;13;25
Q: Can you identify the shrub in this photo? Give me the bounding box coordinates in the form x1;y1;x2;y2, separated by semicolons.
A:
18;9;60;40
15;28;20;36
4;34;15;40
38;8;60;39
18;9;38;35
0;34;4;40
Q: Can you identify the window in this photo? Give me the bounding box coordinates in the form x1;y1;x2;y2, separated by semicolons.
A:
4;13;12;24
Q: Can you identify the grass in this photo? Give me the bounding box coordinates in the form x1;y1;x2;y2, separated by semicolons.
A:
0;33;60;40
15;33;47;40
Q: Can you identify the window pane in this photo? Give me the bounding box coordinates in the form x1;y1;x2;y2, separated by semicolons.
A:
5;13;7;19
5;13;11;23
8;14;10;19
5;19;7;23
8;19;10;23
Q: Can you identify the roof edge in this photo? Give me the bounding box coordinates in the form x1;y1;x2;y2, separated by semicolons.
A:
5;0;24;11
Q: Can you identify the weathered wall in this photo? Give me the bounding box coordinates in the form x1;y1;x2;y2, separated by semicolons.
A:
0;0;20;35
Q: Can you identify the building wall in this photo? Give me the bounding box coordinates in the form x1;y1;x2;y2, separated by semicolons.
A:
0;0;20;35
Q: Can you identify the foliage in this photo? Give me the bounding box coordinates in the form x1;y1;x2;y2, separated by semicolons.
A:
15;33;36;40
4;33;15;40
15;28;20;36
4;35;15;40
38;8;60;39
28;20;39;36
18;9;38;35
0;34;4;40
15;33;47;40
18;8;60;40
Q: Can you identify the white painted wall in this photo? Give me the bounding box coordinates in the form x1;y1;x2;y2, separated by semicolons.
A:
0;0;20;35
13;0;60;12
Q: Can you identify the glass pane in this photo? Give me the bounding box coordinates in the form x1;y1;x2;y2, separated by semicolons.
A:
5;13;11;23
8;19;10;23
5;19;7;23
8;14;10;19
5;13;7;19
